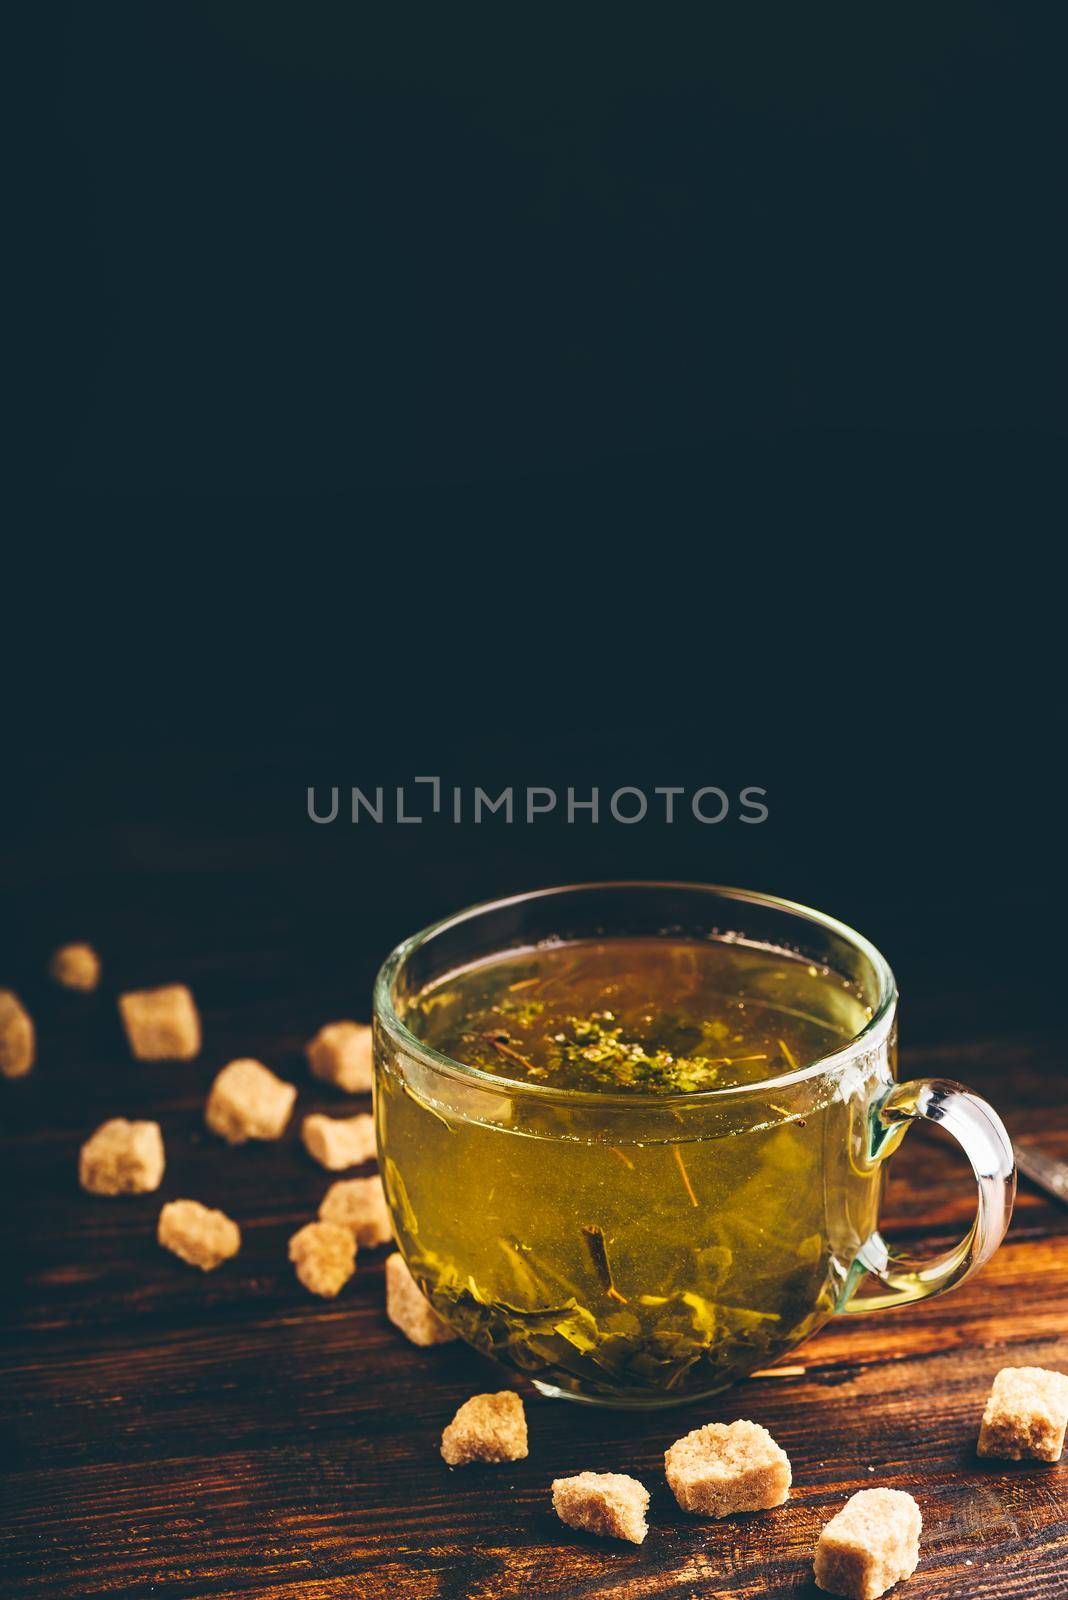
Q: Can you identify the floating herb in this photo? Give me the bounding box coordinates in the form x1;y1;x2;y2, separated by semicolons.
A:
496;997;546;1027
582;1223;628;1303
481;1029;540;1077
673;1145;700;1207
399;1080;456;1133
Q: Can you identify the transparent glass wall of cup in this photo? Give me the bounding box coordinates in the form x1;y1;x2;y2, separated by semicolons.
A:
373;883;1015;1408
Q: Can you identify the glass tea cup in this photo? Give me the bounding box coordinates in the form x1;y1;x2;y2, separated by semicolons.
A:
373;882;1015;1407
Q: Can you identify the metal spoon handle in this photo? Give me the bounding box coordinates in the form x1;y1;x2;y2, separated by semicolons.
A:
1015;1143;1068;1208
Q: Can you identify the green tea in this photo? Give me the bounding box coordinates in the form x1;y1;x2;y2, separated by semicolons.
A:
377;936;886;1403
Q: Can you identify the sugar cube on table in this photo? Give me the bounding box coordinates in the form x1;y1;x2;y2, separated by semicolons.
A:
385;1252;457;1347
158;1199;241;1271
288;1221;357;1298
118;984;201;1061
440;1391;528;1466
205;1059;297;1144
49;942;102;991
814;1487;922;1600
301;1112;376;1170
319;1174;392;1247
79;1118;165;1195
0;989;35;1079
305;1021;373;1092
552;1472;650;1544
977;1366;1068;1463
665;1419;792;1516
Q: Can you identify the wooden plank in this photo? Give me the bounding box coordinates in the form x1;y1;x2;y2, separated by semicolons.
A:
2;903;1067;1598
2;1232;1067;1597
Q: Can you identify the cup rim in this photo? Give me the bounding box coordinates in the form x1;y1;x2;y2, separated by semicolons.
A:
373;880;898;1107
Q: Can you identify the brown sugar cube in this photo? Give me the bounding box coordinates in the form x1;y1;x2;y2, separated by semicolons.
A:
0;989;35;1079
440;1391;528;1466
118;984;201;1060
305;1021;373;1093
49;942;102;992
158;1199;241;1271
385;1252;458;1347
79;1118;165;1195
552;1472;650;1545
665;1419;791;1516
288;1220;357;1298
318;1173;393;1247
301;1112;376;1171
814;1488;922;1600
205;1058;297;1144
977;1366;1068;1462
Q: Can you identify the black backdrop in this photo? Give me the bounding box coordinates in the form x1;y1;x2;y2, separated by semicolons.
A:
24;3;1068;488
7;3;1065;1011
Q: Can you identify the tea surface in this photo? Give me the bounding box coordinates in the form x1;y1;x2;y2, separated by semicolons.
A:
411;937;871;1093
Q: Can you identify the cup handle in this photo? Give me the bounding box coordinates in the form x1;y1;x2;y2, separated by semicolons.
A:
836;1077;1016;1315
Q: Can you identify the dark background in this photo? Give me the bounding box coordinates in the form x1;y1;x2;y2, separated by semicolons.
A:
25;3;1068;488
10;0;1065;1005
6;0;1065;1048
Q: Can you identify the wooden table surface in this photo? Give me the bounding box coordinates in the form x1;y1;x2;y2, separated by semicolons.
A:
2;882;1066;1600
